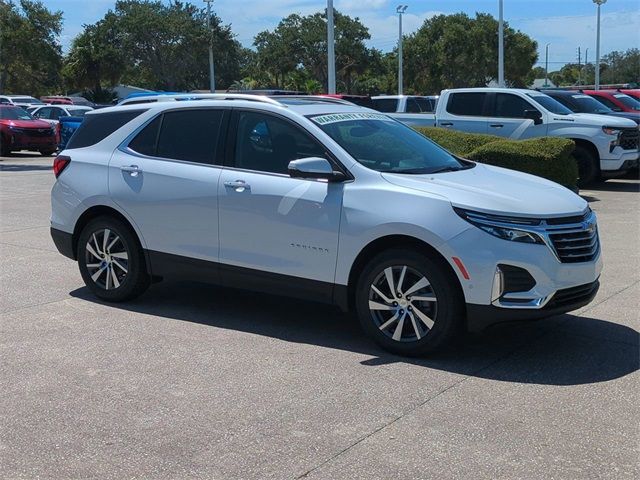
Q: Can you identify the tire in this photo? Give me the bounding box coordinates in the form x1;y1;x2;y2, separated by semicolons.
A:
77;216;150;302
1;138;10;156
39;149;56;156
572;144;600;187
355;249;464;356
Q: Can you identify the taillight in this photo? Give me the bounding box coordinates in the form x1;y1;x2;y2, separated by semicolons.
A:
53;155;71;178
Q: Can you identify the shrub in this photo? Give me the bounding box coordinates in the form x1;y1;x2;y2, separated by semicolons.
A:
415;127;578;188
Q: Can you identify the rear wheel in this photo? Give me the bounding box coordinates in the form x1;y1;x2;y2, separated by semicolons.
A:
77;217;150;302
573;144;600;187
355;249;464;356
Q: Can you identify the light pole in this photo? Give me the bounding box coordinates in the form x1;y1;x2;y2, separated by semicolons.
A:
544;43;550;87
204;0;215;92
327;0;336;94
498;0;504;87
397;5;408;96
593;0;606;90
584;47;589;84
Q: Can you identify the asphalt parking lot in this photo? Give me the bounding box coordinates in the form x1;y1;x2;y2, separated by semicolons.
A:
1;153;638;480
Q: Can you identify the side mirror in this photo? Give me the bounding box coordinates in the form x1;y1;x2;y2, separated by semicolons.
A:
524;109;543;125
288;157;345;182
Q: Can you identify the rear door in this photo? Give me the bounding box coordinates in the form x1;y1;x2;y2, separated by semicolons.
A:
485;93;548;139
109;108;228;263
437;92;489;133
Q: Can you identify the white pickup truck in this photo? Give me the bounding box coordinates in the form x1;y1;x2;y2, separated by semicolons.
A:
372;95;438;127
376;88;639;185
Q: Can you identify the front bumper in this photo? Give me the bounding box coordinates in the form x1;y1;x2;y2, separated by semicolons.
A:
8;133;56;151
600;148;639;173
466;279;599;331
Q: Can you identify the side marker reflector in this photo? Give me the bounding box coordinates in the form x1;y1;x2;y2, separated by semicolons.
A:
452;257;470;280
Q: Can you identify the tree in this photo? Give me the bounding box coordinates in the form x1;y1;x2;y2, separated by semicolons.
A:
600;49;640;84
0;0;63;95
253;10;374;93
403;13;538;93
63;0;244;92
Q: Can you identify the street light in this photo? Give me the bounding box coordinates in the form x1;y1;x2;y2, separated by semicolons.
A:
327;0;336;94
204;0;215;92
593;0;607;90
498;0;504;87
544;43;550;87
397;5;408;96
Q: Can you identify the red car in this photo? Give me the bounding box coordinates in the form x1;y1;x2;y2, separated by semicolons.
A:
620;89;640;101
584;90;640;113
0;105;57;156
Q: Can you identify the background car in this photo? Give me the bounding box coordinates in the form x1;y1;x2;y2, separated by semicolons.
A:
620;89;640;101
542;90;640;124
0;95;45;108
40;95;94;107
585;90;640;113
31;104;93;124
0;105;57;156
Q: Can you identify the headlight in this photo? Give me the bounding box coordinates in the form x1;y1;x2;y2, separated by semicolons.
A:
602;126;622;136
455;208;545;244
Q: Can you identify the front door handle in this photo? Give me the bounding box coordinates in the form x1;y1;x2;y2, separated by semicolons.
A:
489;124;504;128
224;180;250;191
120;165;141;177
440;122;453;126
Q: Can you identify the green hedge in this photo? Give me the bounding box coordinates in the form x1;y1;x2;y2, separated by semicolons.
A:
415;127;579;188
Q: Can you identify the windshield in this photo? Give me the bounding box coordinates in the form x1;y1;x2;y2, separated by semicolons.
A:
309;112;469;174
0;108;35;120
527;93;572;115
613;94;640;111
570;94;612;114
13;97;43;104
67;108;91;116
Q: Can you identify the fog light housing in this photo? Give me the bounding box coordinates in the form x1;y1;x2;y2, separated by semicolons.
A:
491;266;504;302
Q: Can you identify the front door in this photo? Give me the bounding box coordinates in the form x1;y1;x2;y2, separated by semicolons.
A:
218;110;343;293
485;93;548;139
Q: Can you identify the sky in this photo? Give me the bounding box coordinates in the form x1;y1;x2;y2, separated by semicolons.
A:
45;0;640;70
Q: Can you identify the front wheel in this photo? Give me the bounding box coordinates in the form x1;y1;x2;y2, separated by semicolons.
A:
573;145;600;187
355;249;464;356
77;217;150;302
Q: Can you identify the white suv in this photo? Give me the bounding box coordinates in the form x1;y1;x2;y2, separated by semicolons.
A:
50;94;602;356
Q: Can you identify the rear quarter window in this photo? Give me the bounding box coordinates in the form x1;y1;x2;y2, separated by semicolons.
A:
66;110;147;149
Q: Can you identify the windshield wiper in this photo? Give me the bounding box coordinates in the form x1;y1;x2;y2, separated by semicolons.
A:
429;166;464;174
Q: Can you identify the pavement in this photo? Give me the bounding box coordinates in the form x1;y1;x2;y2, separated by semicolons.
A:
1;153;638;480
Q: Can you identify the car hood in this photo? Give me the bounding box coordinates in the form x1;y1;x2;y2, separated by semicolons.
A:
568;113;637;127
602;111;640;125
381;163;587;217
0;119;52;129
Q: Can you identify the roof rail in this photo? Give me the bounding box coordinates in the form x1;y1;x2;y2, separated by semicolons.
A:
269;95;355;105
118;93;283;106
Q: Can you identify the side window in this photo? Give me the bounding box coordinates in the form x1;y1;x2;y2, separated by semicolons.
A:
128;115;162;156
50;108;63;120
66;110;147;149
592;96;619;110
447;93;487;116
156;109;224;164
34;107;52;119
406;98;421;113
372;98;399;112
415;97;434;113
494;93;535;118
234;111;326;175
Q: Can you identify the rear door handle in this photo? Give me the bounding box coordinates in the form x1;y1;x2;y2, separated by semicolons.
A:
120;165;141;177
440;122;453;126
224;180;250;191
489;124;504;128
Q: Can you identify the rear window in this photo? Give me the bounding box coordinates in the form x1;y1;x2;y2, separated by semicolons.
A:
66;110;147;149
372;98;399;113
446;93;487;116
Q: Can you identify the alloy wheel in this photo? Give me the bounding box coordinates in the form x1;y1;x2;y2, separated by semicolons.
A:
84;228;129;290
368;265;438;342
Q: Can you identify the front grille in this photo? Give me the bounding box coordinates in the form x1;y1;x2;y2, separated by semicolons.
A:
619;128;639;151
11;127;53;137
546;280;599;309
500;264;536;293
546;211;599;263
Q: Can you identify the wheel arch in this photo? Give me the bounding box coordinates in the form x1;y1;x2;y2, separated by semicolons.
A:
340;234;464;312
71;205;151;273
570;138;600;161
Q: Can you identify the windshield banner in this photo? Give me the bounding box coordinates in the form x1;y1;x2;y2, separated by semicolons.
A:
311;112;393;125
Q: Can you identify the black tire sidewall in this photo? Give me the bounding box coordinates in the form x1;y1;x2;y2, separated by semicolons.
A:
77;217;148;302
355;249;463;356
573;145;599;187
